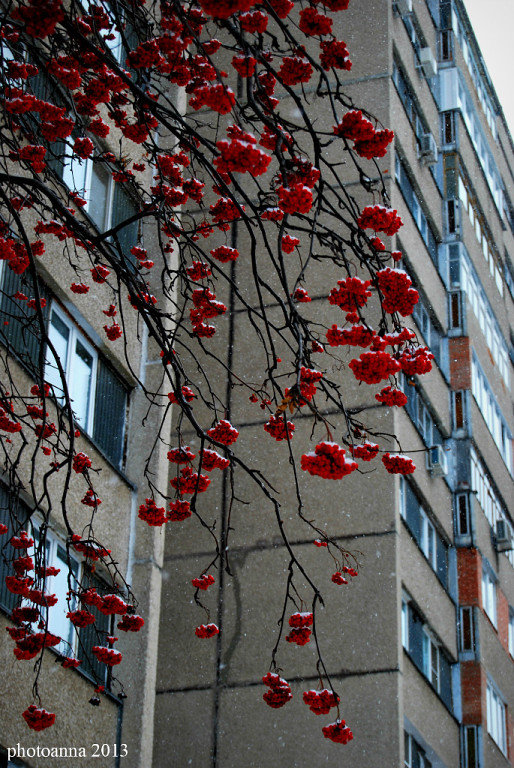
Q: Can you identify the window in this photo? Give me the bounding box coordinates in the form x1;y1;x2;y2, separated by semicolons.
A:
412;300;444;371
481;565;497;627
0;487;111;685
486;681;507;754
31;525;79;654
44;301;128;467
400;478;448;587
45;304;97;432
471;356;512;470
404;730;412;767
462;725;479;768
508;609;514;658
403;379;443;448
395;155;439;268
402;595;453;709
423;630;440;691
459;607;476;653
420;509;437;570
455;492;471;537
402;594;409;650
0;262;50;379
404;732;432;768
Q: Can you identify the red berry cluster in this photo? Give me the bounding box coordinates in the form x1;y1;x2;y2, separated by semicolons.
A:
286;627;311;645
117;615;145;632
303;688;339;715
263;415;295;442
301;442;358;480
328;276;372;312
210;245;239;263
215;125;271;177
92;646;122;666
262;673;293;708
72;452;91;474
170;466;211;495
277;184;313;215
377;268;419;317
299;7;333;36
206;419;239;446
319;39;352;71
167;446;196;464
333;110;394;158
167;500;192;521
349;350;401;384
349;442;379;461
326;324;374;348
281;234;300;253
200;449;230;471
382;453;416;475
191;574;215;590
195;623;219;638
399;346;434;376
322;720;354;744
22;706;56;732
357;205;403;236
375;386;407;407
138;499;168;527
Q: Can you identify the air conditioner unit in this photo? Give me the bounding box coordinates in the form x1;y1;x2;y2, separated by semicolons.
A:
419;47;438;79
418;132;438;166
427;445;448;477
495;520;514;552
394;0;412;15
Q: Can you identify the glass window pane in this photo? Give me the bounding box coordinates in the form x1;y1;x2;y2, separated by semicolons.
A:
88;165;110;230
70;339;94;428
45;311;70;399
47;544;79;652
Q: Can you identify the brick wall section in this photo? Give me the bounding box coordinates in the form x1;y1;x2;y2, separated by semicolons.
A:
449;337;471;391
497;588;510;655
457;548;482;607
461;661;486;724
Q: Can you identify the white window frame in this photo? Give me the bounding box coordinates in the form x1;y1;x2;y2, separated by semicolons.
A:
481;565;497;627
44;302;98;433
508;609;514;658
486;680;507;755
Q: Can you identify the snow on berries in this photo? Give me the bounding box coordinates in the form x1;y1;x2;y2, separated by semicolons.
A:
301;442;358;480
138;498;168;526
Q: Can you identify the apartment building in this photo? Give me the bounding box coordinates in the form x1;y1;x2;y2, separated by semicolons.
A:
154;1;513;767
